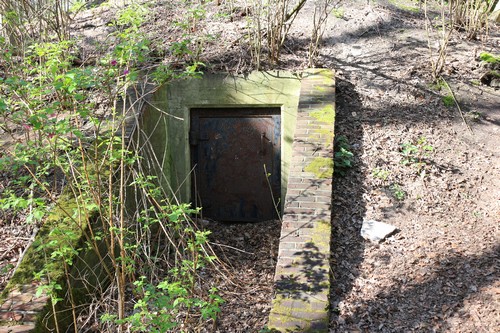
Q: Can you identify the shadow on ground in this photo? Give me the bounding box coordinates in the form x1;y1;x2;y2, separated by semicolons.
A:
342;244;499;331
329;77;367;325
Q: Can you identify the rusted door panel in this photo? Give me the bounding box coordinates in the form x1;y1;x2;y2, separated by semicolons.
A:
191;108;281;222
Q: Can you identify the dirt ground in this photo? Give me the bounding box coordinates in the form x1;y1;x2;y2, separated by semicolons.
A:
201;219;281;333
1;0;499;332
309;1;499;332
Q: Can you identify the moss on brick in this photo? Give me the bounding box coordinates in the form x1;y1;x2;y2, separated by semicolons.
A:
310;105;335;124
314;85;328;93
311;220;330;250
1;195;85;303
271;295;324;317
311;128;334;147
269;69;334;333
269;295;329;331
304;157;334;179
305;68;335;79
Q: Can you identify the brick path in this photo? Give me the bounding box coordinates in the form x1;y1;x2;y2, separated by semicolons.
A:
0;284;47;333
268;69;335;332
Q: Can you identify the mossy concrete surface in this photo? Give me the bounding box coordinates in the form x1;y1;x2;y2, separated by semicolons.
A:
269;69;335;332
0;159;114;332
140;71;301;204
0;192;93;331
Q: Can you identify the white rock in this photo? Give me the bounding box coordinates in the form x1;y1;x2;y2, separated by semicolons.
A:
361;219;398;243
351;45;363;57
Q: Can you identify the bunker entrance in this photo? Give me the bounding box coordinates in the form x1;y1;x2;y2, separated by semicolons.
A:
190;107;281;222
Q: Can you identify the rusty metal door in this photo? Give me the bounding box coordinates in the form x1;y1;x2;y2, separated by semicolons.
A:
190;108;281;222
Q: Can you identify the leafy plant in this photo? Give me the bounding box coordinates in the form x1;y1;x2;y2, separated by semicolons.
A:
479;51;500;64
151;64;175;85
334;135;354;175
372;167;390;181
0;2;219;332
332;7;345;19
188;4;207;31
389;183;406;201
429;77;446;91
104;276;223;332
174;2;207;32
169;39;192;60
400;137;434;178
400;137;434;165
0;263;15;275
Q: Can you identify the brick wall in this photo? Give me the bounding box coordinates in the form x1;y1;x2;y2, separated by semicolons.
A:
268;69;335;332
0;283;47;332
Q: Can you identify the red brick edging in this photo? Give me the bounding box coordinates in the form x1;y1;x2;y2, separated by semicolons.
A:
269;69;335;332
0;283;47;332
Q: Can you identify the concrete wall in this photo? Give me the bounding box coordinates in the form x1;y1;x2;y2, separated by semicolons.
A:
139;71;302;205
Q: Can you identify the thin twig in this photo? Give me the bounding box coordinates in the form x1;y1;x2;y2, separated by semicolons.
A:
12;225;39;273
441;76;473;134
210;242;254;255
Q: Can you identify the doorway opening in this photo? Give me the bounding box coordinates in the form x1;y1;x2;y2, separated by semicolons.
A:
190;107;281;222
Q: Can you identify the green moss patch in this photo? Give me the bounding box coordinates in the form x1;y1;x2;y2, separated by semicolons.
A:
310;105;335;124
314;85;328;92
480;52;500;64
488;70;500;78
311;220;331;251
442;94;454;107
304;157;334;179
389;0;420;13
2;196;87;299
